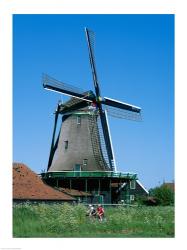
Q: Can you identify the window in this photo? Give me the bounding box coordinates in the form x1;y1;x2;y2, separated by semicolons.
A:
77;116;81;125
130;180;136;189
74;164;81;171
83;159;88;166
130;195;135;201
64;140;68;150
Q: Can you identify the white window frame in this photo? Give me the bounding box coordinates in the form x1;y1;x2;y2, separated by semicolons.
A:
130;195;135;201
130;180;136;189
83;159;88;166
77;116;81;125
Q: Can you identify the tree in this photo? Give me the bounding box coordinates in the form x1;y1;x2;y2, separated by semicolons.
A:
149;185;174;206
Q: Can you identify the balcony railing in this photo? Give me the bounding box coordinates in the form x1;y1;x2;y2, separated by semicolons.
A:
41;171;137;179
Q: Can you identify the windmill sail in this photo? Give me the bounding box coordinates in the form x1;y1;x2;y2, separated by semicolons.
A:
85;28;116;171
43;74;94;102
104;105;142;121
102;97;141;113
47;104;61;171
85;28;101;98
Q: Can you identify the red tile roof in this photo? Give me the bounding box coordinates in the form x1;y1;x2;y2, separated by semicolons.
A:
13;163;75;201
57;187;92;197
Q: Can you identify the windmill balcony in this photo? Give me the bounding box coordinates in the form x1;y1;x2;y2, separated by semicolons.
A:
41;170;137;179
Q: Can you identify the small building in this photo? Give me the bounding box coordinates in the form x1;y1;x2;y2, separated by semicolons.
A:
13;163;148;205
13;163;76;204
42;170;148;204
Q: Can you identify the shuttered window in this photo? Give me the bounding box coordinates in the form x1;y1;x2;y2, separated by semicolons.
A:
64;140;68;150
130;180;136;189
83;159;88;166
130;195;135;201
77;116;81;125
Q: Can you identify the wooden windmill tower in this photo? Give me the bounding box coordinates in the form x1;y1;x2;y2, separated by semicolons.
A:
42;28;142;204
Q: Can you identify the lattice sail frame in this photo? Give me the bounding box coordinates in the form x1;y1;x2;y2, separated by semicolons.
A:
43;73;84;95
104;105;142;121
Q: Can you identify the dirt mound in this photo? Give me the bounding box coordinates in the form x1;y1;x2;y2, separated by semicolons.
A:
13;163;75;201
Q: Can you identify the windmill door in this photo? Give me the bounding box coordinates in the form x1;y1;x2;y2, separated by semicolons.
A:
98;195;104;204
74;164;81;177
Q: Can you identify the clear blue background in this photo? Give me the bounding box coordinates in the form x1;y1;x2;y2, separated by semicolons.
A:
13;14;174;189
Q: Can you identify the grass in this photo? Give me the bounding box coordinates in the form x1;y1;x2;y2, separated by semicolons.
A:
13;203;174;238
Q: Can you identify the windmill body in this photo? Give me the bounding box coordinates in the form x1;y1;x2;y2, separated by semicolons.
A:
42;28;142;204
48;106;110;172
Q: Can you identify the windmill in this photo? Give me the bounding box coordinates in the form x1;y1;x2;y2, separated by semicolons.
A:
43;28;141;176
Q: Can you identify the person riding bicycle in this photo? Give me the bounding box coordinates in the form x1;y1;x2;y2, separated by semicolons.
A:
87;204;97;218
97;204;104;221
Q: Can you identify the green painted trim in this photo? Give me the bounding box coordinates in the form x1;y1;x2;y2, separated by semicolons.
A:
41;171;137;179
125;181;131;204
71;111;96;116
85;179;88;203
109;178;112;204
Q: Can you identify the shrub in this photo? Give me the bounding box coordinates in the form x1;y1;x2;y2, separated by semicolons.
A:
149;185;174;206
134;195;148;205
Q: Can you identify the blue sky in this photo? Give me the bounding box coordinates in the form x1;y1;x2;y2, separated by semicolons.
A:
13;14;174;189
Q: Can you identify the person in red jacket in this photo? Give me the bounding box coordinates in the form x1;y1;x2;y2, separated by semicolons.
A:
97;204;104;221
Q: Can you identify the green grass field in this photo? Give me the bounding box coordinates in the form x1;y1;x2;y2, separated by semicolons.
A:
13;203;174;238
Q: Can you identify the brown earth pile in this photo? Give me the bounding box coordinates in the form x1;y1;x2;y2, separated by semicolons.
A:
13;163;75;201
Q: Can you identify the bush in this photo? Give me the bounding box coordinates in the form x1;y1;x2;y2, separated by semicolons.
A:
149;185;174;206
134;195;148;205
